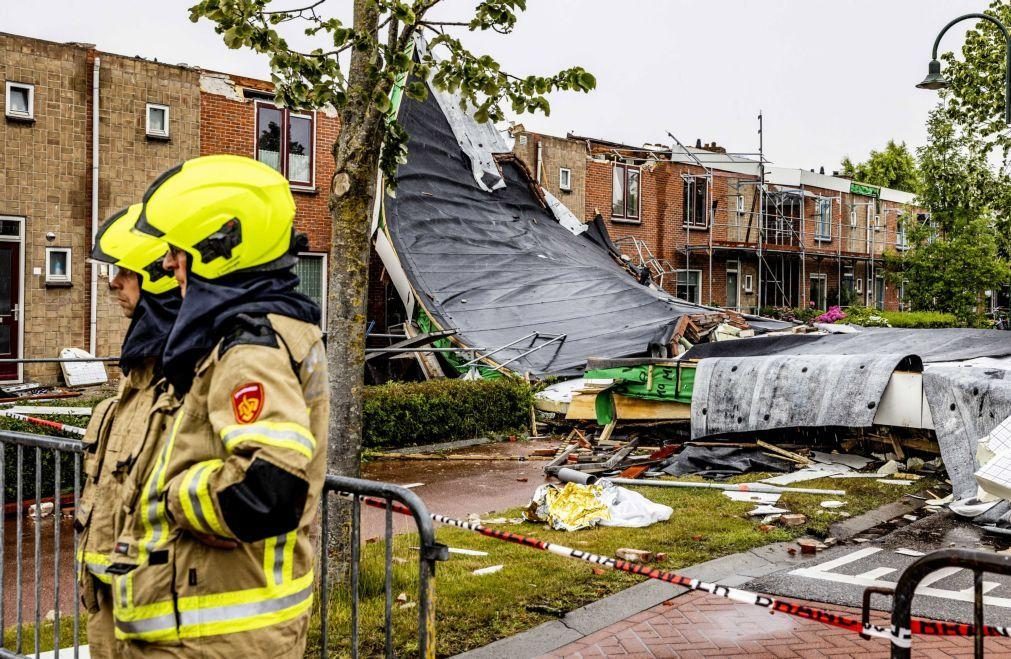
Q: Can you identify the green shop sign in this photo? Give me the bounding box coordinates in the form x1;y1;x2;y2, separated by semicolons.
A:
850;182;880;198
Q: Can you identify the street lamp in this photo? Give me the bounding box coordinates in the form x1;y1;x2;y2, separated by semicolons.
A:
917;12;1011;125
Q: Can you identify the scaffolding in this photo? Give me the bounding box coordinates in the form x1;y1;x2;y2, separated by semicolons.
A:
669;115;911;314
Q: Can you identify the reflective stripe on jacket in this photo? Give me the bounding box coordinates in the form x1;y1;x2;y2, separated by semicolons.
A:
77;361;170;601
110;314;329;651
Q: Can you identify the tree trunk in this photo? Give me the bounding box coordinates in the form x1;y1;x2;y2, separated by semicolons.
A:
323;156;377;578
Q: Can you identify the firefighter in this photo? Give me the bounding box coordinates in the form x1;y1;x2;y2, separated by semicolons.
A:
78;204;181;657
108;155;328;658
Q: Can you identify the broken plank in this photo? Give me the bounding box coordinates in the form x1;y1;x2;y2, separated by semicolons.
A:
757;440;811;465
619;465;649;479
565;392;691;422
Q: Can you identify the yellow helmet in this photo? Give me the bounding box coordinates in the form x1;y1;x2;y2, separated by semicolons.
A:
92;204;177;295
135;155;297;279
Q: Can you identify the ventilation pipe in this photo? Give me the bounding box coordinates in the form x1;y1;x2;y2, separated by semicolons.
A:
89;56;100;355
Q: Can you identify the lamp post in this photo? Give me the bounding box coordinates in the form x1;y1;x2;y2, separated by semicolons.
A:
917;12;1011;125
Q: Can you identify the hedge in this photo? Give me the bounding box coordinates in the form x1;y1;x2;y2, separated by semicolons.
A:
363;378;533;449
877;310;961;328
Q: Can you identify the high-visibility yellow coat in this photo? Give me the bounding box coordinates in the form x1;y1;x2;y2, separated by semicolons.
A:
109;314;329;658
77;359;173;658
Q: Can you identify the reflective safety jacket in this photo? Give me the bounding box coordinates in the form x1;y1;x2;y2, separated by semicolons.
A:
77;360;171;603
108;314;329;655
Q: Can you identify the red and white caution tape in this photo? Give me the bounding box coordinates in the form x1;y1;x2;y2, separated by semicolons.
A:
0;411;86;436
341;492;1011;648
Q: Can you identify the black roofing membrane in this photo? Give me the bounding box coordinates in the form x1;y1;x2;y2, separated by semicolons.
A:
384;80;703;376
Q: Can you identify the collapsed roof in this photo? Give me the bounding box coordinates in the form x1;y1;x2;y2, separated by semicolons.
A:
379;76;722;377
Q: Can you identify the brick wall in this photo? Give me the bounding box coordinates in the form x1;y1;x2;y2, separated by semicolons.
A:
1;35;92;382
199;72;339;255
512;131;586;220
92;52;202;366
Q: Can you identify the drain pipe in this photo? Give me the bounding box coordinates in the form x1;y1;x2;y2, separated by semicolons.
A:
89;56;100;356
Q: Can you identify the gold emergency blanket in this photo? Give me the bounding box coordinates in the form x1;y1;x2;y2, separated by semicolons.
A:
524;482;611;531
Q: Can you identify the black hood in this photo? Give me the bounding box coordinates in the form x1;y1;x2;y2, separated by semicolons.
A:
120;288;182;376
162;268;320;395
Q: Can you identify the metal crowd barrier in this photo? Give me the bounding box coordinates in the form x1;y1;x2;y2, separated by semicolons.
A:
0;429;83;659
319;475;447;659
0;425;444;658
862;548;1011;658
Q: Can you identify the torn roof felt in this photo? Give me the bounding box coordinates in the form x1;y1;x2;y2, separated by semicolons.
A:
683;327;1011;364
382;77;710;377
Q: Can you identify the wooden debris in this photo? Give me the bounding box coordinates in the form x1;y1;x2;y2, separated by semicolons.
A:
757;440;811;465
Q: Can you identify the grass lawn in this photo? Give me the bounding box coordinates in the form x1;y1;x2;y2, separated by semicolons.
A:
308;473;931;657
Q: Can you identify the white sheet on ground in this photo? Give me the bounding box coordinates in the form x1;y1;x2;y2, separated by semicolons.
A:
597;480;673;528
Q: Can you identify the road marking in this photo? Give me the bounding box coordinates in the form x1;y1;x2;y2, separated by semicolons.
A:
790;548;1011;609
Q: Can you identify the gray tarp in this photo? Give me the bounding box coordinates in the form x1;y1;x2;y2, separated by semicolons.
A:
923;366;1011;500
691;353;917;439
383;76;712;376
685;327;1011;363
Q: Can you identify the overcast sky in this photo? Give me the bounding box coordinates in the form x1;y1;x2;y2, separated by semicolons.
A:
1;0;988;171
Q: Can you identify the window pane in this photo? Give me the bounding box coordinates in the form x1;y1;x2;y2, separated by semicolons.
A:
625;169;639;218
294;255;323;308
257;106;284;173
0;221;19;237
611;166;625;216
8;87;29;114
288;115;312;184
49;251;68;277
149;107;166;133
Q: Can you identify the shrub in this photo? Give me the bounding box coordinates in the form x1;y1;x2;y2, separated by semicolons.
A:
363;378;533;449
815;306;846;324
879;310;962;328
843;305;891;327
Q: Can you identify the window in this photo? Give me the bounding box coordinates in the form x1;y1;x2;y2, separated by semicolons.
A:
726;261;740;310
855;277;863;294
45;247;71;286
849;207;857;228
559;167;572;192
683;176;708;228
899;279;909;311
675;270;701;304
873;214;882;232
809;274;828;309
896;217;908;250
736;194;746;214
815;199;832;241
294;253;327;322
146;103;170;139
611;163;640;221
743;273;754;293
841;268;856;305
874;276;885;310
256;102;315;188
5;82;34;121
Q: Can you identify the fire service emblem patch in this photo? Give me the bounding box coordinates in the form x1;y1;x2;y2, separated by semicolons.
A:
232;383;264;424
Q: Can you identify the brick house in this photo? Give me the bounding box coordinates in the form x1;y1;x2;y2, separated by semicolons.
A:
514;129;922;314
1;31;337;384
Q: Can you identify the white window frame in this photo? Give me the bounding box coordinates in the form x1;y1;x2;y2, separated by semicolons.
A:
611;162;641;222
736;194;746;214
849;207;857;228
896;217;909;251
145;103;170;139
254;100;318;192
743;273;754;293
5;81;34;121
815;199;832;242
855;277;863;294
559;167;572;192
44;247;71;286
296;251;328;322
809;273;828;309
674;269;702;304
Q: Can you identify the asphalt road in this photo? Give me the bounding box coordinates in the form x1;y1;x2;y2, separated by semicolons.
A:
747;511;1011;625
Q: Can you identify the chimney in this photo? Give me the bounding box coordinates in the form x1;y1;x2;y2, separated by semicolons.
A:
698;141;727;154
695;138;702;148
819;166;825;175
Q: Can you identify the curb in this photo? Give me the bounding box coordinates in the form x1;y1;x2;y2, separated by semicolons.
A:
453;492;926;658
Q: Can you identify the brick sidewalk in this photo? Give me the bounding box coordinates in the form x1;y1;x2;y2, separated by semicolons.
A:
540;591;1011;658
